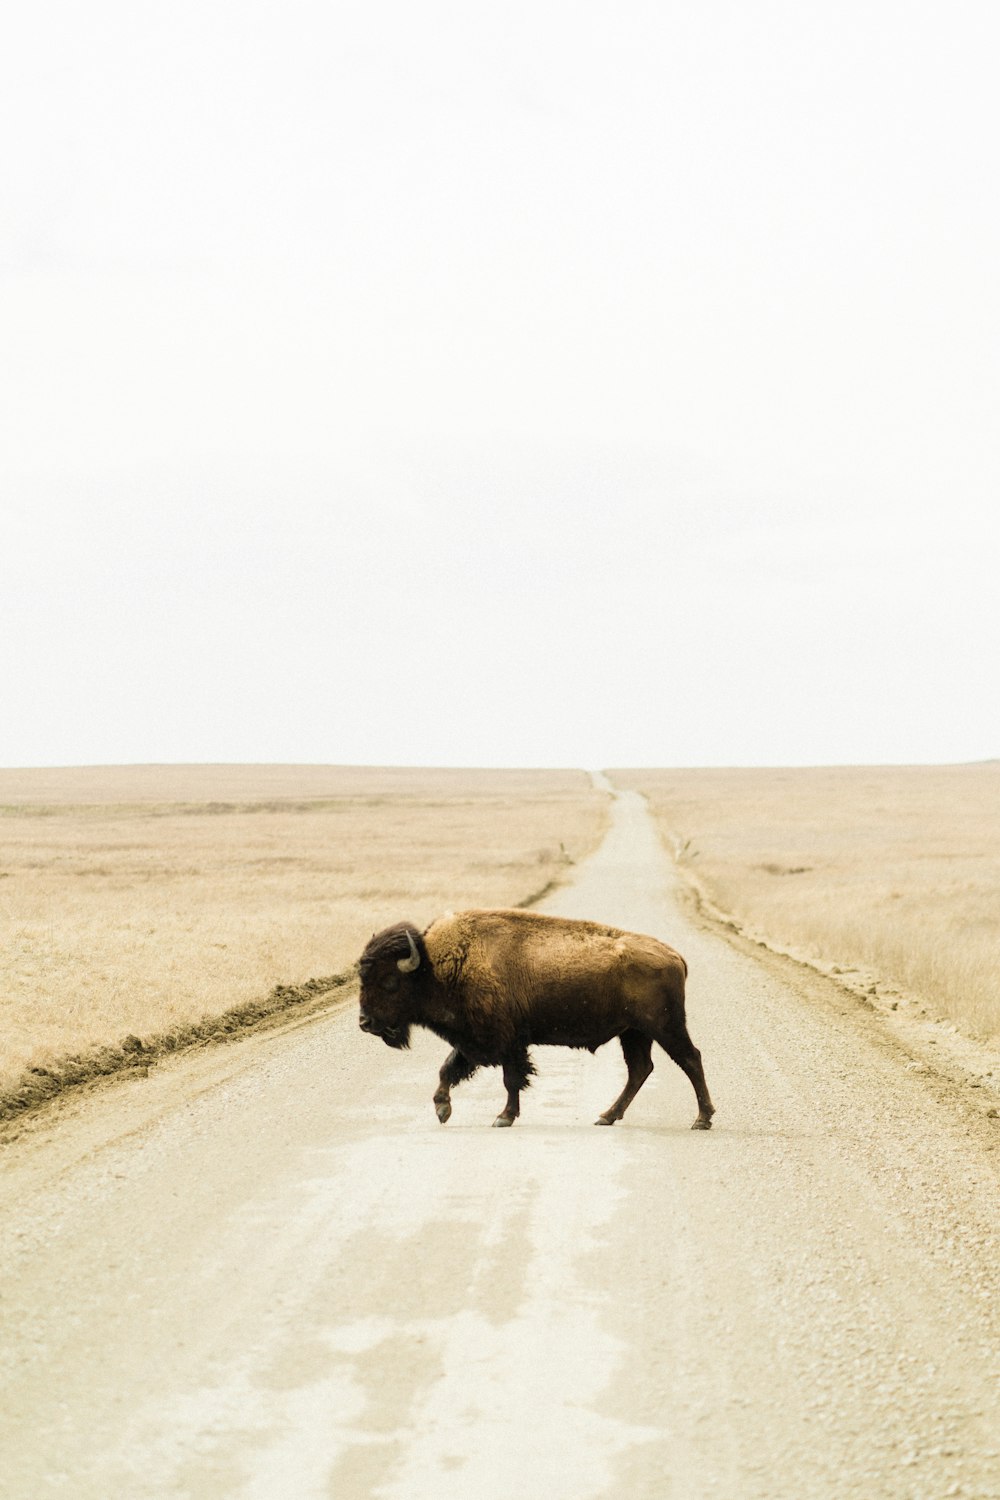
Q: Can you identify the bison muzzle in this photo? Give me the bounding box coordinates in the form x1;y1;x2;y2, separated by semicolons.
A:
357;908;715;1130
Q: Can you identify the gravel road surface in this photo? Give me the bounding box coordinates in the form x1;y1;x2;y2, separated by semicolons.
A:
2;779;999;1499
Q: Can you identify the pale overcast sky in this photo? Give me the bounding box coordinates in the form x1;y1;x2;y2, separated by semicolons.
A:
3;1;998;769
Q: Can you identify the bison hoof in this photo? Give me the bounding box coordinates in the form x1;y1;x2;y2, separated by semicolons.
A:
594;1115;616;1126
691;1117;713;1130
435;1099;452;1124
492;1115;515;1128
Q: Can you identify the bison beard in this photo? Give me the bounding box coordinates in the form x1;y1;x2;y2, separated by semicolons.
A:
357;909;715;1131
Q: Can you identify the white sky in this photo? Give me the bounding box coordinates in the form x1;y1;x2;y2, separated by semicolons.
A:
3;0;998;769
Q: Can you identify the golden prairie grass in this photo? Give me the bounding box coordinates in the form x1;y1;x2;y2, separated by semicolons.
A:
613;764;1000;1046
0;765;607;1092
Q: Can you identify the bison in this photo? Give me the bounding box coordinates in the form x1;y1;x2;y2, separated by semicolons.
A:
357;907;714;1130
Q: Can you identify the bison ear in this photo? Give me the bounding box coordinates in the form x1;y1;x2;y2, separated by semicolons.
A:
397;928;421;974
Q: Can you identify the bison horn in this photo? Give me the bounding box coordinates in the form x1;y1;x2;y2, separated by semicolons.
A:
397;929;421;973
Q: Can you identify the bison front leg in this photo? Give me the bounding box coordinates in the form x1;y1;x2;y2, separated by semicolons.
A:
493;1050;534;1128
433;1048;479;1124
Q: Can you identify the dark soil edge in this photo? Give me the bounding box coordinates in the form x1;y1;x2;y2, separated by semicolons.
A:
0;869;579;1129
516;878;560;908
0;972;355;1124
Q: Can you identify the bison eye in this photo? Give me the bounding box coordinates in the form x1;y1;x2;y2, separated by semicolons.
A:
379;974;399;993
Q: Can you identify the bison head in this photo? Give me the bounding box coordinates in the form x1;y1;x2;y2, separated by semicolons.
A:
357;921;425;1049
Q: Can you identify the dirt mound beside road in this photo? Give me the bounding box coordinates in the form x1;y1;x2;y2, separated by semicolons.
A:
0;972;351;1126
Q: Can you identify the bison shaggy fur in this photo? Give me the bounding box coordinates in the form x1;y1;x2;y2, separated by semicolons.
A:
357;907;715;1130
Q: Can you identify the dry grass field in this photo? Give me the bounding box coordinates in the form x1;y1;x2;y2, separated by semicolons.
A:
613;764;1000;1047
0;765;607;1099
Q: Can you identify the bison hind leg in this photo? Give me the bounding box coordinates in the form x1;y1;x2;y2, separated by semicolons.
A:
595;1029;653;1126
656;1026;715;1130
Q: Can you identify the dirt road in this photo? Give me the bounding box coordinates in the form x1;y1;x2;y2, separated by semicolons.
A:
2;781;999;1499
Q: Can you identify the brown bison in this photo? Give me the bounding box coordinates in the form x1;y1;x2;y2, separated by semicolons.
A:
357;908;714;1130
